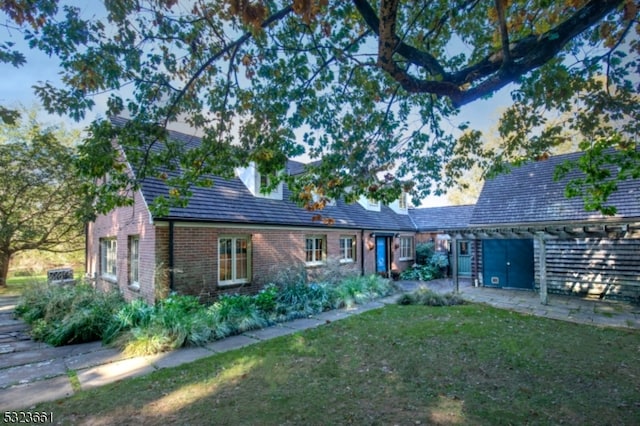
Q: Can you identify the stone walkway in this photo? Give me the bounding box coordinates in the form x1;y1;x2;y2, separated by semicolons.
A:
1;280;639;411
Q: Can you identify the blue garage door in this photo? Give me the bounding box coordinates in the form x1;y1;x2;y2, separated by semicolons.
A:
482;239;534;289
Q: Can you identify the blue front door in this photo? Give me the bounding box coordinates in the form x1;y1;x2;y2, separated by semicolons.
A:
376;237;388;274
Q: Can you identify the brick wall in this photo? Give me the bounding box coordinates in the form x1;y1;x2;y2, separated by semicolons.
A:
89;203;417;304
86;189;156;304
154;225;401;302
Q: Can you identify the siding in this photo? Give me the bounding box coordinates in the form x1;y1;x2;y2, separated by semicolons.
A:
534;238;640;302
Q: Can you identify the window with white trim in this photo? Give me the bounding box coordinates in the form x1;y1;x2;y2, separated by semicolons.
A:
100;238;117;280
399;192;408;210
305;235;326;265
399;236;414;260
128;236;140;287
368;197;380;209
339;236;356;263
259;173;270;192
219;236;251;285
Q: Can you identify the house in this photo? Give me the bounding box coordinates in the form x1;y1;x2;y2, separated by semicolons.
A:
86;118;418;304
86;118;640;305
445;152;640;303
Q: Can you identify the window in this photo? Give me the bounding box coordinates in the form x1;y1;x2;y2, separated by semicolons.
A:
399;192;408;210
339;236;356;263
260;173;271;191
399;236;414;260
219;236;251;285
368;197;380;209
128;236;140;287
459;241;469;255
305;235;326;265
100;238;117;280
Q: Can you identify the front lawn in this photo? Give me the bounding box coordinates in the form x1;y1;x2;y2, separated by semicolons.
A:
0;275;47;296
34;304;640;425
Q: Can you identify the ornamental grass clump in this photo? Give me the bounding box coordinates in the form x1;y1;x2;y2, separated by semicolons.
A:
116;294;214;355
397;288;465;307
210;293;270;334
16;282;126;346
274;282;328;321
332;275;395;308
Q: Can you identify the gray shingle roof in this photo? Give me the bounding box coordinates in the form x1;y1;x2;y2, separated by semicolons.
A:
469;151;640;226
112;117;415;231
410;205;475;231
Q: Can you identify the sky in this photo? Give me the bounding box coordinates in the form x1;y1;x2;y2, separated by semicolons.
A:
0;3;513;208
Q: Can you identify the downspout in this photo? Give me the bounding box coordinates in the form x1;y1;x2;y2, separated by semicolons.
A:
360;229;365;276
84;222;89;280
169;220;175;292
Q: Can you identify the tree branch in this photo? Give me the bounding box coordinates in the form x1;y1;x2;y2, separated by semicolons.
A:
164;5;295;127
355;0;624;107
353;0;446;78
494;0;511;67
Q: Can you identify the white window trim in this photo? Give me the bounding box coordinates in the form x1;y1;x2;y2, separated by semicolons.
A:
305;235;326;266
100;238;117;282
128;235;140;289
399;192;408;210
339;235;356;263
218;236;252;286
399;236;414;261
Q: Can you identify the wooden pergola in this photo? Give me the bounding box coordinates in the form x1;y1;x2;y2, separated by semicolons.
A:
447;222;640;304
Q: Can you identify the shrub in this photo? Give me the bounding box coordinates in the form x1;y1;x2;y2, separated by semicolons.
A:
17;272;399;355
16;282;126;345
263;262;308;287
400;243;450;281
211;294;269;334
275;282;326;320
397;288;465;306
115;294;215;355
415;242;436;265
103;298;155;344
254;284;278;314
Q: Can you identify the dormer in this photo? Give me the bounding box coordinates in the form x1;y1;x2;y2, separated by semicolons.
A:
357;195;381;212
389;192;409;215
312;190;336;207
235;162;283;200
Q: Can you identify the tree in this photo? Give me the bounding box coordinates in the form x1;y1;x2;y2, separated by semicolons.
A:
0;110;89;287
447;111;583;205
1;1;638;215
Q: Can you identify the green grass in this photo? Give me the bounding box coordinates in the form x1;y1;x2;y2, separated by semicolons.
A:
32;304;640;425
1;275;47;296
2;271;85;296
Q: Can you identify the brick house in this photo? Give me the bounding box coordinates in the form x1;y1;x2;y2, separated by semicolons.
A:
86;120;418;303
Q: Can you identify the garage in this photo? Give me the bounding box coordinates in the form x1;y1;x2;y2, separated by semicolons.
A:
482;239;534;289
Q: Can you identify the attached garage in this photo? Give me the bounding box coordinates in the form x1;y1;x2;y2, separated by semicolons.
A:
482;239;534;289
454;151;640;303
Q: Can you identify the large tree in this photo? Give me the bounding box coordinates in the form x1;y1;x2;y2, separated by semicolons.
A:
0;110;89;287
1;1;638;215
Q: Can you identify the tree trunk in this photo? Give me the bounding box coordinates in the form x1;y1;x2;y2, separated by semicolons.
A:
0;252;10;288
